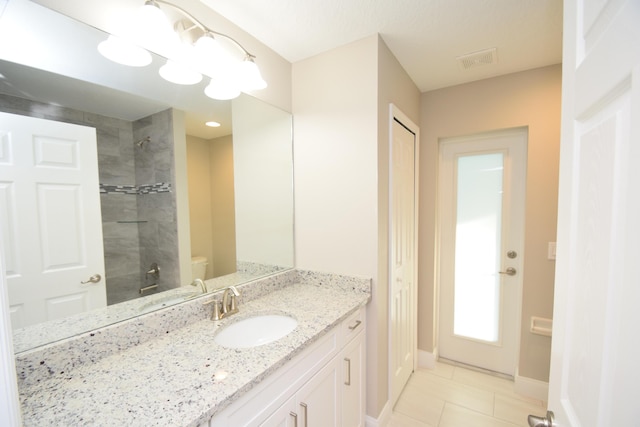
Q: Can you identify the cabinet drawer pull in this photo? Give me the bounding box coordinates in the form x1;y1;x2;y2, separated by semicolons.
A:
344;357;351;385
300;402;308;427
289;411;298;427
348;320;362;330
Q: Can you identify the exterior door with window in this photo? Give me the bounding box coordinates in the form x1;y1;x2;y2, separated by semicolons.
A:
438;129;526;375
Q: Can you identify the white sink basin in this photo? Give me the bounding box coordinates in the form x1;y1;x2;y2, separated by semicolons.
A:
214;314;298;348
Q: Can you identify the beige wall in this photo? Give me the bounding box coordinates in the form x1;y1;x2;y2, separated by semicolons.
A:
376;37;421;414
293;34;420;420
232;95;294;268
186;134;236;279
419;64;562;381
293;35;380;417
208;135;237;277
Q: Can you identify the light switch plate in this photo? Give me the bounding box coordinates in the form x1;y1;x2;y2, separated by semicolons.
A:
548;242;557;260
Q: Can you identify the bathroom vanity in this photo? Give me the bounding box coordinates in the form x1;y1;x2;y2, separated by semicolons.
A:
15;270;370;426
210;306;366;427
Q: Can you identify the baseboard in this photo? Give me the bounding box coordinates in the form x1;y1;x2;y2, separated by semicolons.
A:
365;400;392;427
514;371;549;402
417;348;437;369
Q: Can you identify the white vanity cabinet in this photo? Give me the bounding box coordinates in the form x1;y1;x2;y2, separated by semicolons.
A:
261;358;340;426
209;307;366;427
340;309;366;427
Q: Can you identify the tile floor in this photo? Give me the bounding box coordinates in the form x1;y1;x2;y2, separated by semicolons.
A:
389;361;548;427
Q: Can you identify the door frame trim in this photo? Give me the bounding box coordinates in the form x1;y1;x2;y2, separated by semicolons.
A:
435;127;527;376
387;103;420;405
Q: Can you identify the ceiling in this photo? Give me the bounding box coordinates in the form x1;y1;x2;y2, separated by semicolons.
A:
200;0;563;92
0;0;562;137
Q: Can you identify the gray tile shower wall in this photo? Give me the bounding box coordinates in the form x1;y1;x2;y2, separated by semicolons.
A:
133;109;181;292
0;94;181;305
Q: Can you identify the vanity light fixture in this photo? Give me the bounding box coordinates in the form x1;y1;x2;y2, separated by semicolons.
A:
97;0;267;99
158;59;203;85
97;35;152;67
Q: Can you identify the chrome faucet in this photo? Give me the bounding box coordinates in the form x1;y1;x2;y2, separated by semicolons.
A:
190;278;207;294
221;286;240;317
206;286;240;321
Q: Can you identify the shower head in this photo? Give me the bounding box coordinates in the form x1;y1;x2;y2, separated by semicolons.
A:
135;136;151;148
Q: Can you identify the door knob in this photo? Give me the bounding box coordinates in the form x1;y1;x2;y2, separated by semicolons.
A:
80;274;102;284
499;267;517;276
528;410;555;427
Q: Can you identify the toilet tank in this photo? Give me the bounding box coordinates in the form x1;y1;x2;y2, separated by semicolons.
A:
191;256;208;281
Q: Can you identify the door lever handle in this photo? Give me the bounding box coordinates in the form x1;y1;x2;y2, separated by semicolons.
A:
81;274;102;284
499;267;517;276
528;410;555;427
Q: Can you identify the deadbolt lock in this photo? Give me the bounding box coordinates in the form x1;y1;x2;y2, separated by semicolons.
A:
507;250;517;259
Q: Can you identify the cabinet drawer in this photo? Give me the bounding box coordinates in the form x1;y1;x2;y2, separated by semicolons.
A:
341;307;365;345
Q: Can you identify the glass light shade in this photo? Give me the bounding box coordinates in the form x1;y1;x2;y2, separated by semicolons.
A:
204;78;240;100
237;57;267;91
193;33;232;78
97;35;152;67
159;60;202;85
195;33;219;53
205;121;221;127
136;0;180;57
139;1;171;33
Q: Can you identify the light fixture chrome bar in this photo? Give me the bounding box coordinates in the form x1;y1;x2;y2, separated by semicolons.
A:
150;0;256;59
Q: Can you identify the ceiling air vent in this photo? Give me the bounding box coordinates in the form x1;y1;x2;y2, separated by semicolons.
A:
456;48;498;71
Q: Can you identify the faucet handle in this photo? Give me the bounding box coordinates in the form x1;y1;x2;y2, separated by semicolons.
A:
203;298;222;320
228;286;240;311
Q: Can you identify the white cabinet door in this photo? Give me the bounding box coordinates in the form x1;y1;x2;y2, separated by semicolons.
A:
341;330;365;427
260;396;297;427
295;357;340;427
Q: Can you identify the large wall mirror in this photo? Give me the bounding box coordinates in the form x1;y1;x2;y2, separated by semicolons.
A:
0;0;294;353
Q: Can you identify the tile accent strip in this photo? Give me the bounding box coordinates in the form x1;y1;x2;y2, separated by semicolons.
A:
100;182;172;195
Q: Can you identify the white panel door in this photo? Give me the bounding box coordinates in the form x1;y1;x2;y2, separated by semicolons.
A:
389;106;419;407
438;129;526;376
0;112;106;329
545;1;640;426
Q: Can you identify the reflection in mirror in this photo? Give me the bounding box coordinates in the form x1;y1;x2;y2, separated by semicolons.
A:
0;0;293;353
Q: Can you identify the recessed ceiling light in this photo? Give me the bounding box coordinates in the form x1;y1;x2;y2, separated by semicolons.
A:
206;121;221;127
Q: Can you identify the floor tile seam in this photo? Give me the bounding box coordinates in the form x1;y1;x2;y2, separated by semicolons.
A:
435;397;445;427
451;376;515;392
406;380;494;410
441;401;521;427
493;390;546;407
420;372;497;400
392;407;436;426
415;368;494;392
448;375;542;406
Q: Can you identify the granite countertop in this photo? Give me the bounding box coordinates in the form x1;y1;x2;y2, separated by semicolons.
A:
18;281;369;426
12;270;275;354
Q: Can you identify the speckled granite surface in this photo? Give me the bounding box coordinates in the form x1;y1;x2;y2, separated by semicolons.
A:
13;269;293;354
17;270;370;426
